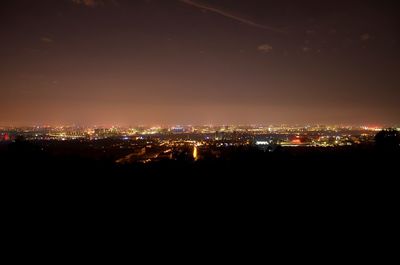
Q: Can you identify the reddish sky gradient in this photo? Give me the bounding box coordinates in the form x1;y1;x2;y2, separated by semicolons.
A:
1;0;399;126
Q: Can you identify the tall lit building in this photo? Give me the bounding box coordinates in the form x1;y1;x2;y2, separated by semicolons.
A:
193;145;198;161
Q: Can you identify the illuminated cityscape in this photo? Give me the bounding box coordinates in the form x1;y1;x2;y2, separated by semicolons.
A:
1;124;397;165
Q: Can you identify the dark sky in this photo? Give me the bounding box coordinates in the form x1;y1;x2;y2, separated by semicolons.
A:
1;0;399;126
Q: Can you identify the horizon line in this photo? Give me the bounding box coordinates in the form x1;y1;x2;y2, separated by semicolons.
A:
1;123;398;128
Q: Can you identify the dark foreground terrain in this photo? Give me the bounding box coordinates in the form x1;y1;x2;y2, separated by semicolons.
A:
1;139;398;178
1;138;398;248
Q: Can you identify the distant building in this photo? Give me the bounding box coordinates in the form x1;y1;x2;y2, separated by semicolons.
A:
215;131;220;140
171;127;184;133
0;133;10;141
214;131;226;140
193;145;198;161
255;139;277;152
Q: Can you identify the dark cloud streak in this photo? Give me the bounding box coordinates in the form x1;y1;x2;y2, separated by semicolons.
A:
179;0;286;34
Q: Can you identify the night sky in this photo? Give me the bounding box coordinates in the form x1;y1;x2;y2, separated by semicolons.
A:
1;0;399;126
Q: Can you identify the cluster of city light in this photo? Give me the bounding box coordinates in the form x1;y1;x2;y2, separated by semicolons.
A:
2;124;397;166
0;124;392;145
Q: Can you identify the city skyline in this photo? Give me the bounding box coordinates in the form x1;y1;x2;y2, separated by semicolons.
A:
0;123;395;129
1;0;399;125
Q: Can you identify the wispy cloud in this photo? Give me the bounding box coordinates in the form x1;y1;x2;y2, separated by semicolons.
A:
258;44;273;53
179;0;285;34
41;37;54;43
71;0;102;8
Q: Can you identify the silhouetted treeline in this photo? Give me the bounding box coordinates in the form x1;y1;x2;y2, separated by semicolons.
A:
375;128;400;151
